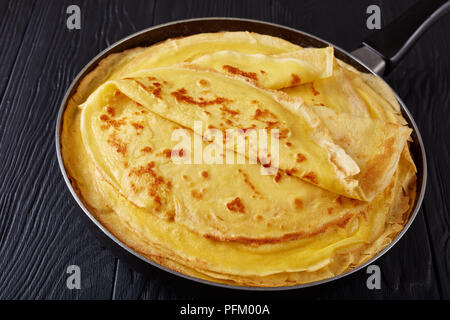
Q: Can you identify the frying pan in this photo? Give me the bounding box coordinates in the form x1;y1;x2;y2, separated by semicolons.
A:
55;0;450;290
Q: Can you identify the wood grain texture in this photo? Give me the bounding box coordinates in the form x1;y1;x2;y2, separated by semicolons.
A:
0;1;36;104
0;0;448;300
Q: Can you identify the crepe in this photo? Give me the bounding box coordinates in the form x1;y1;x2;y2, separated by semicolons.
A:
61;31;416;287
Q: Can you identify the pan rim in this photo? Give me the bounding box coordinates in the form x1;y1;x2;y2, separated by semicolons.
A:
55;17;427;291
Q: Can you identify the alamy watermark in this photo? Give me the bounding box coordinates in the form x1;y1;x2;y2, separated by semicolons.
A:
366;5;381;30
366;264;381;289
169;121;280;175
66;265;81;290
66;5;81;30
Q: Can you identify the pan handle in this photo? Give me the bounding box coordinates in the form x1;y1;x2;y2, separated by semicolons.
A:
352;0;450;75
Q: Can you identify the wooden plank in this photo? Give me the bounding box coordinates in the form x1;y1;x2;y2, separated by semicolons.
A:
0;0;129;299
0;1;36;103
270;0;417;51
153;0;272;25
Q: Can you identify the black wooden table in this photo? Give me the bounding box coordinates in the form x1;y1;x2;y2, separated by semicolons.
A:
0;0;449;300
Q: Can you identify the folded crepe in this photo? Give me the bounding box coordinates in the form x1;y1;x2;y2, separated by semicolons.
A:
61;31;416;287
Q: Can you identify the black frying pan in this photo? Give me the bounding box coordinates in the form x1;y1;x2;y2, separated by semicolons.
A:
55;0;450;290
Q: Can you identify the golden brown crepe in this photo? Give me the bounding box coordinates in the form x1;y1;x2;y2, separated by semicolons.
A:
61;32;416;287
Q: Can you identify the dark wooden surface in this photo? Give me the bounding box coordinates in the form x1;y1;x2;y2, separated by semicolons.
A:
0;0;448;300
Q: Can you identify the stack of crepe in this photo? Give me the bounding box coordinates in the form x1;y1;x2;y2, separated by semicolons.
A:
61;32;417;287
